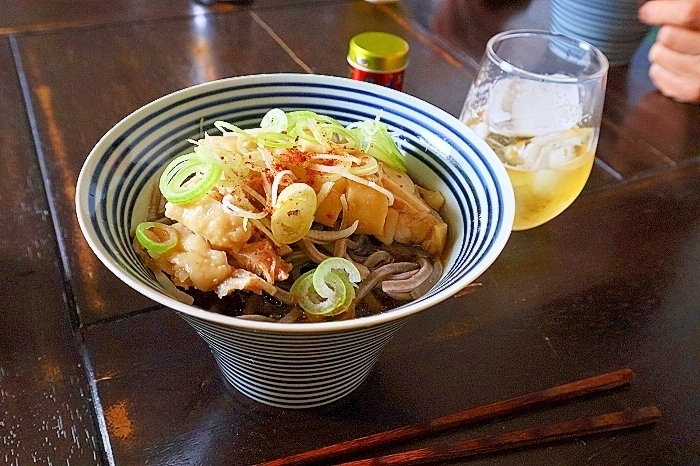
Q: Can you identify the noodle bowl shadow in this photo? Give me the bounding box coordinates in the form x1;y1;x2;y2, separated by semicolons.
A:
75;74;514;409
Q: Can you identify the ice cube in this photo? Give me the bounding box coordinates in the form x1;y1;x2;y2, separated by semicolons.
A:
502;127;594;170
486;77;582;138
468;120;489;140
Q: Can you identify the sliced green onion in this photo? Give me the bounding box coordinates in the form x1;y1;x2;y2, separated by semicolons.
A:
192;139;229;167
347;118;406;172
287;111;347;147
285;110;317;126
290;267;355;316
328;272;355;316
159;153;222;204
308;119;330;148
290;118;320;144
271;183;317;244
346;118;380;148
322;124;361;147
290;271;339;315
260;108;288;133
135;222;178;254
366;142;405;172
348;156;379;176
286;110;337;128
214;121;256;140
312;257;361;299
256;131;296;149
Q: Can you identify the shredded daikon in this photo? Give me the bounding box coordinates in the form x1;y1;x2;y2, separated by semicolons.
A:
306;220;359;242
258;145;274;171
222;194;267;219
239;180;267;207
271;169;295;208
311;153;362;165
215;121;255;140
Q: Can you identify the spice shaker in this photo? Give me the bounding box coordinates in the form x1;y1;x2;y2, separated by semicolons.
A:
347;32;409;91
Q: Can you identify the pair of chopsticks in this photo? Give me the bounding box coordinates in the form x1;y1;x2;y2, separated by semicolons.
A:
256;369;660;466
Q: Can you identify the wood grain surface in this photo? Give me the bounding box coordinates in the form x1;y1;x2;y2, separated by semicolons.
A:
2;0;699;464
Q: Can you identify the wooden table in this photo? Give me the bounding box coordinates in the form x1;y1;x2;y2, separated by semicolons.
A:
2;0;699;464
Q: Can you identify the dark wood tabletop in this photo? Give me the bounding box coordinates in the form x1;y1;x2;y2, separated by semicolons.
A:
2;0;700;464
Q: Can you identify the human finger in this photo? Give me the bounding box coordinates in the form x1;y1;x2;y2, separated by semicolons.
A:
638;0;700;29
656;24;700;54
648;62;700;102
649;39;700;78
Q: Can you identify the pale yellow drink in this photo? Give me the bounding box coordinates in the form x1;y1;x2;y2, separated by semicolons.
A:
506;146;594;230
466;111;595;231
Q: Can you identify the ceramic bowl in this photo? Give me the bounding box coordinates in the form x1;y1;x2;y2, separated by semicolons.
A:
75;73;514;408
550;0;648;65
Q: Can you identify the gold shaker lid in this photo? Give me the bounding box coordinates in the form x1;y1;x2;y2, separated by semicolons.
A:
348;32;409;71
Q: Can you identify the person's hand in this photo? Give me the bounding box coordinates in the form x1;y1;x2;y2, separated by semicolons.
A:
638;0;700;102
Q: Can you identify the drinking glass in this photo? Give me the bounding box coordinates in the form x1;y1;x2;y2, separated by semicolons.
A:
460;30;608;231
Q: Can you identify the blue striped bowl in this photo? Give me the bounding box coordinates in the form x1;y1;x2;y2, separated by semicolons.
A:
550;0;648;65
75;74;514;409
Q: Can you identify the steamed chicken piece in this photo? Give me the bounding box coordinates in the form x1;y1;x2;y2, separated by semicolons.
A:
147;223;275;296
165;193;253;252
150;223;232;291
394;208;447;256
215;269;277;298
231;239;293;283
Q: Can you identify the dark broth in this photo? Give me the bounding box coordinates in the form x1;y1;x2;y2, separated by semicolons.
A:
189;283;406;323
188;236;433;323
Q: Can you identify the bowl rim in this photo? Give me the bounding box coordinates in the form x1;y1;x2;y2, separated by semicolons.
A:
76;73;514;334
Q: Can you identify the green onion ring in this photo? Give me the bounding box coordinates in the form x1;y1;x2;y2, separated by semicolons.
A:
256;131;296;149
290;264;357;316
159;153;222;204
313;258;361;299
135;222;178;254
260;108;288;132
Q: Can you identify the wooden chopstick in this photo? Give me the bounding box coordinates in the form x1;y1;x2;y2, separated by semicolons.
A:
256;369;635;466
337;406;661;466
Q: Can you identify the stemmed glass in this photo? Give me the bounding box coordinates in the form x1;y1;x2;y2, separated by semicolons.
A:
460;30;608;231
